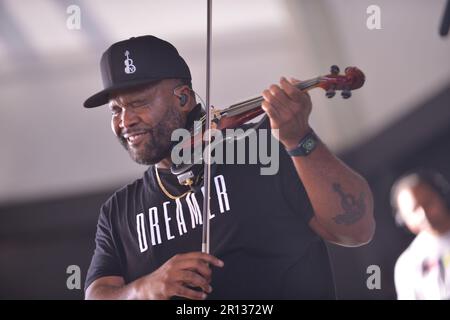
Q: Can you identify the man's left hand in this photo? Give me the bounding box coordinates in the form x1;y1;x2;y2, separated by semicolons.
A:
261;77;312;150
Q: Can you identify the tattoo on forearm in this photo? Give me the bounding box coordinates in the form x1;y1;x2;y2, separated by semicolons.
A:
332;183;366;225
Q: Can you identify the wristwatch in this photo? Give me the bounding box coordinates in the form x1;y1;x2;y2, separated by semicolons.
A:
285;130;318;157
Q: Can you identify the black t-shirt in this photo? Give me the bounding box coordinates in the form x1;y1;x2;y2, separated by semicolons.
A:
85;122;336;299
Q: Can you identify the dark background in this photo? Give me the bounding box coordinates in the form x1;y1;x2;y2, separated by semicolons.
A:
1;85;449;300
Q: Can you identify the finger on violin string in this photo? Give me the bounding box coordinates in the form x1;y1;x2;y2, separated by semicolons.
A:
280;77;305;102
261;100;281;122
288;76;301;85
263;88;292;113
262;89;277;107
269;84;292;106
287;76;311;98
269;84;298;116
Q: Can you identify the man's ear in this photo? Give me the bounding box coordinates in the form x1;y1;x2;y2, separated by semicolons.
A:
174;85;195;111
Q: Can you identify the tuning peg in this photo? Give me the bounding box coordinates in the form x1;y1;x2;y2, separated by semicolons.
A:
330;65;340;75
326;89;336;98
341;90;352;99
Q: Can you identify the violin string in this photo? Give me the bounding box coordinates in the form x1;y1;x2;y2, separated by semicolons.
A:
196;77;322;124
219;77;321;116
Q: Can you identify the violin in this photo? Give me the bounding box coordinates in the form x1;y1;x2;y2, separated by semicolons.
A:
170;64;366;186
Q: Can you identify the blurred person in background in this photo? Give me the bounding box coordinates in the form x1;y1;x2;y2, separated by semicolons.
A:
391;169;450;299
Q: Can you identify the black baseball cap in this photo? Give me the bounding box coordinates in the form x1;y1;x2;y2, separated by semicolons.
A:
83;35;191;108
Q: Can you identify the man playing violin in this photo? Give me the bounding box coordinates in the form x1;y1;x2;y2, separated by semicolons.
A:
83;35;375;300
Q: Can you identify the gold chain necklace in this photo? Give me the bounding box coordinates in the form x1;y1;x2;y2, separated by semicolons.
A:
154;166;191;200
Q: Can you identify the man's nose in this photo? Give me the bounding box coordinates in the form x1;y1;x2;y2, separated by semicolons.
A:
119;108;140;129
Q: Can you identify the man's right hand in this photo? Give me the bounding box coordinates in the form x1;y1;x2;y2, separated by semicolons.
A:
85;252;224;300
135;252;224;300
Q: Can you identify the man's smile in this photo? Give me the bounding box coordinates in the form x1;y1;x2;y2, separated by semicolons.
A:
123;131;150;147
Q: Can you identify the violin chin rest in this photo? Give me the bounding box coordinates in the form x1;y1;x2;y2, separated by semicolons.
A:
171;163;203;186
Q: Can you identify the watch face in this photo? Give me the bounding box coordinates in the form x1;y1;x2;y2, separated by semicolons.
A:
304;138;316;152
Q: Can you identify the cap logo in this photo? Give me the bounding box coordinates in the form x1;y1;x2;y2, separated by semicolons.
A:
124;50;136;74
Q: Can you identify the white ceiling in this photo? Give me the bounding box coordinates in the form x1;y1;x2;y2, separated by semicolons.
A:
0;0;449;205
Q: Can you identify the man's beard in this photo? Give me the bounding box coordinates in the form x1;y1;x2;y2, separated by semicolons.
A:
118;106;184;165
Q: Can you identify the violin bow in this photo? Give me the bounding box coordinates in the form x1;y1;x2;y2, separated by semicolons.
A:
202;0;213;254
198;2;365;254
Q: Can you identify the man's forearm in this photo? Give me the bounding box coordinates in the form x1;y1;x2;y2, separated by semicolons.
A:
288;139;375;246
85;279;140;300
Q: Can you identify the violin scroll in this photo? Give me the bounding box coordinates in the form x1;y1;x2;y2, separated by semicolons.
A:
319;65;365;99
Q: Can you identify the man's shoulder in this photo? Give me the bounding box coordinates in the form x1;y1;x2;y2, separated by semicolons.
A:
396;246;413;267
